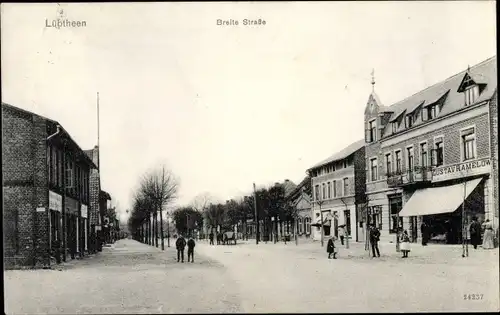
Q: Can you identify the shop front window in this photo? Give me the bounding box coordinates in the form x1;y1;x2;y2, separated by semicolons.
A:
388;195;403;234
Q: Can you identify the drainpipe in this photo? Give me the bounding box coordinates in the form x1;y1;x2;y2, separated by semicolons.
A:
45;125;61;267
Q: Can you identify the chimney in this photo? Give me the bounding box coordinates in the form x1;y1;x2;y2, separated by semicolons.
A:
285;179;290;182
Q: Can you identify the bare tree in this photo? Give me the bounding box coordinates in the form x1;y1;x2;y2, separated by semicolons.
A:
191;192;214;213
139;165;179;250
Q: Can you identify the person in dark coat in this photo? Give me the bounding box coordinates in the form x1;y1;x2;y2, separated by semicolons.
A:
469;216;482;249
176;234;186;263
209;232;214;245
369;224;381;258
420;221;429;246
187;237;196;263
327;237;336;259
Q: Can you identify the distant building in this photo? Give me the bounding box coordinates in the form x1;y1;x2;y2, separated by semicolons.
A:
363;56;497;244
3;103;97;268
307;140;367;242
286;176;312;240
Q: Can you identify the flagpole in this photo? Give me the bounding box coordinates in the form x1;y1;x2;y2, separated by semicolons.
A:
97;92;100;170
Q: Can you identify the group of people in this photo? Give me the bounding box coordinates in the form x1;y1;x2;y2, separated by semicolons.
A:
208;232;223;245
469;217;495;250
175;235;196;263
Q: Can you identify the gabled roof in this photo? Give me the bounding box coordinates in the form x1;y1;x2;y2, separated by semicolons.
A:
308;139;365;171
382;56;496;138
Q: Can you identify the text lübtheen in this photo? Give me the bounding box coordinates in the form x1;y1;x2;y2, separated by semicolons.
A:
45;18;87;29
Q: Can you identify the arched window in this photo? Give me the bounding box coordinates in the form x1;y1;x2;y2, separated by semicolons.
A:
305;217;311;235
298;217;304;235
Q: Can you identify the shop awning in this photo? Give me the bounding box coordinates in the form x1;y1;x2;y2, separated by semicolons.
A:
398;178;482;217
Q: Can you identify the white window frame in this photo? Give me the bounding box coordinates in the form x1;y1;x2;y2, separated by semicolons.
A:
305;217;311;235
342;177;349;196
394;149;402;173
464;85;479;106
460;125;477;162
369;157;378;182
298;217;304;234
406;145;414;172
384;152;393;175
433;135;445;167
419;141;428;167
368;118;377;142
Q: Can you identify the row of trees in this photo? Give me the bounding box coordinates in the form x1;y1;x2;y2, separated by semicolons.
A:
127;165;178;250
127;165;302;246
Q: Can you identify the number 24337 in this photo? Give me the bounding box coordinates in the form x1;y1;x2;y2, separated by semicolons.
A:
464;294;484;300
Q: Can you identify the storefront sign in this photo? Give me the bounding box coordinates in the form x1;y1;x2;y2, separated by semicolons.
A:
432;158;491;182
81;205;88;219
49;191;62;212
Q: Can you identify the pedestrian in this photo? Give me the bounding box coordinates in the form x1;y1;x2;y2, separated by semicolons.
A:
369;224;381;258
421;221;429;246
209;232;214;245
482;219;495;249
400;230;411;258
327;237;336;259
187;237;196;263
338;225;345;246
176;234;186;262
469;216;482;249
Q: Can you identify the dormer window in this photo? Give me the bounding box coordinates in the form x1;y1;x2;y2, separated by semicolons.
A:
405;115;414;128
427;104;438;120
392;122;397;133
464;85;479;106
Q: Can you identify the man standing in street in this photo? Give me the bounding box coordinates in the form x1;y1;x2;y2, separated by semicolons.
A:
187;237;196;263
209;231;214;245
469;216;482;249
421;221;429;246
369;224;381;258
176;234;186;263
338;225;346;246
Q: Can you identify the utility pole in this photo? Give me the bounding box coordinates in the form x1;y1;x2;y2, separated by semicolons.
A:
318;200;325;247
253;183;259;245
462;181;468;258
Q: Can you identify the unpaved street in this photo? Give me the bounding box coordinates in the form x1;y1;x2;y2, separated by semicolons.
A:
4;239;499;313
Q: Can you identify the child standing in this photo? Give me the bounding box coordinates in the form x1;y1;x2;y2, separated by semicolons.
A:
400;230;411;258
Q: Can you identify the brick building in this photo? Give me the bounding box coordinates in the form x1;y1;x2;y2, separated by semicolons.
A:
3;103;97;268
307;139;367;243
363;56;497;244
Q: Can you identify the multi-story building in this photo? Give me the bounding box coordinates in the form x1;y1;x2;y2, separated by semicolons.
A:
307;139;367;242
363;56;497;244
3;103;97;268
287;176;313;240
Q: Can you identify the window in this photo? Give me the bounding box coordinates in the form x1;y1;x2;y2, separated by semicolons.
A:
305;217;311;235
65;158;73;188
314;185;320;201
344;210;351;236
368;119;377;142
392;122;398;133
395;150;402;172
327;182;331;199
427;105;438;120
368;206;382;230
405;115;414;128
47;146;52;184
370;158;378;181
58;150;63;187
461;127;476;161
343;178;349;196
433;138;444;167
298;218;304;234
343;160;347;168
333;180;337;198
406;147;414;171
385;153;392;175
322;183;326;200
464;85;479;106
389;196;403;234
420;143;428;167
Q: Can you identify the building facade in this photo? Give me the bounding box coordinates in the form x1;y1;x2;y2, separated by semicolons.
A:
308;140;367;242
3;103;97;268
287;176;313;240
363;56;497;244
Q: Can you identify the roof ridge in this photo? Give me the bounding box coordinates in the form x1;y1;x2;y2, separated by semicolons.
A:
386;55;496;110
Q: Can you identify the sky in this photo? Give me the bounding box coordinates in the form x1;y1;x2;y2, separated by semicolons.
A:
1;2;496;221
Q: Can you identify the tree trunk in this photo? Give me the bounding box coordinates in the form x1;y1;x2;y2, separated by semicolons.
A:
160;208;165;250
154;211;159;247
